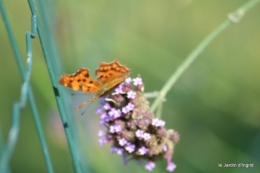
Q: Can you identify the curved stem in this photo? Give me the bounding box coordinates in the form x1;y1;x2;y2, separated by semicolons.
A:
150;0;260;113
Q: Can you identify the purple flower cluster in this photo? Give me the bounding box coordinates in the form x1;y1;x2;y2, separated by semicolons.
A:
96;76;179;172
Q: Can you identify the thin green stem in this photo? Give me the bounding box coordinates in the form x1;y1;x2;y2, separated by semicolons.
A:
156;102;163;119
150;0;260;113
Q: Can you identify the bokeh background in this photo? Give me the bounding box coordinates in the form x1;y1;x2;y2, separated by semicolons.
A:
1;0;260;173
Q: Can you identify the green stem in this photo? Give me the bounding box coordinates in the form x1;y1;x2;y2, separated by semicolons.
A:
150;0;260;113
156;102;163;119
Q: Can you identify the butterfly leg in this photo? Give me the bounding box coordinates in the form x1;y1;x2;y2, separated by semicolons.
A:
74;95;99;109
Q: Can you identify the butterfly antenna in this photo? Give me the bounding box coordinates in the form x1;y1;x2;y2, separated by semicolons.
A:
80;109;86;116
80;103;90;116
74;96;99;110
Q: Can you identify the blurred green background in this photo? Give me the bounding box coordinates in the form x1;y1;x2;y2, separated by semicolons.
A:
1;0;260;173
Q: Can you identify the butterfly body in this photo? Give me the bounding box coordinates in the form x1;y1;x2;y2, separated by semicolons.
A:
58;59;130;109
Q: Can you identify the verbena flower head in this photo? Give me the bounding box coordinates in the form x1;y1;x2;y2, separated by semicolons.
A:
96;75;179;172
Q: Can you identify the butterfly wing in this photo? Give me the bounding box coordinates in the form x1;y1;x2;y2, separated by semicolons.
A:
58;68;101;93
95;59;130;93
58;60;130;109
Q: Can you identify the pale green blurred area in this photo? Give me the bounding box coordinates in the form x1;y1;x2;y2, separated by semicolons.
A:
1;0;260;173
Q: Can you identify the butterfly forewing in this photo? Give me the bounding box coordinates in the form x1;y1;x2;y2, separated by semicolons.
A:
58;68;101;93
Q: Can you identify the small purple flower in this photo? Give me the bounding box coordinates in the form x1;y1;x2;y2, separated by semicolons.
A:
110;126;115;133
126;102;134;111
110;146;123;155
160;120;165;127
138;146;148;155
99;138;106;146
110;125;122;133
110;146;117;153
103;103;111;110
125;77;132;84
127;90;136;99
95;108;102;114
117;148;123;155
136;130;151;140
119;138;127;146
152;118;159;126
108;109;116;117
114;109;122;118
114;125;122;132
145;161;155;171
100;115;110;126
163;145;168;152
125;143;135;153
133;77;143;86
166;162;176;172
99;119;104;126
108;108;121;118
152;118;165;127
100;112;107;119
122;107;129;114
122;102;135;114
99;96;105;105
98;130;104;137
114;84;124;94
135;129;144;138
143;133;151;140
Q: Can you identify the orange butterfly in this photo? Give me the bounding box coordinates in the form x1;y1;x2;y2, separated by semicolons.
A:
58;59;130;109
